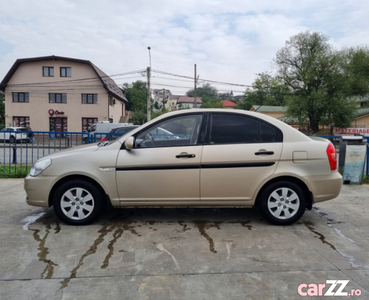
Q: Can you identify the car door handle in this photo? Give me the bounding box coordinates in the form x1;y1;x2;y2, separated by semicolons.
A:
255;151;274;156
176;154;196;158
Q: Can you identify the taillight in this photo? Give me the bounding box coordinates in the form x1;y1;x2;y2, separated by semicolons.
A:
326;143;337;170
101;137;107;142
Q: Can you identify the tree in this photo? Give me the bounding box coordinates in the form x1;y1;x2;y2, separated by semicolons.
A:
219;92;234;100
239;73;288;110
201;100;225;108
123;80;149;125
186;83;218;99
274;31;358;132
339;46;369;96
186;83;221;107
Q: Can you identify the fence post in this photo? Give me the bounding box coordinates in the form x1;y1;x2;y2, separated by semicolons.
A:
12;145;17;164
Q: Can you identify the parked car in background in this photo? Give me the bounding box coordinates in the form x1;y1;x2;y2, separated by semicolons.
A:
25;109;342;226
84;122;134;143
0;127;31;143
101;125;139;142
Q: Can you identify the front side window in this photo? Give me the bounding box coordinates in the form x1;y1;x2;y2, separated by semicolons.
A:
135;114;203;148
82;94;98;104
209;113;283;144
60;67;71;77
43;67;54;77
49;93;67;103
12;92;29;103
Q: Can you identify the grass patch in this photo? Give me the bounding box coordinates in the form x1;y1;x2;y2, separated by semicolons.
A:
362;174;369;184
0;164;31;178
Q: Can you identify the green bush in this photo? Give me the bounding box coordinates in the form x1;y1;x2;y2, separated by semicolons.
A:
0;164;31;178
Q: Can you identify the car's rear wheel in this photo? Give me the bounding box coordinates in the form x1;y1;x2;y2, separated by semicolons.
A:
258;181;306;225
9;136;15;144
53;180;104;225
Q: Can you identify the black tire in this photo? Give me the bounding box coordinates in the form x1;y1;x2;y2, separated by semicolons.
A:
9;136;15;144
53;180;104;225
258;181;306;225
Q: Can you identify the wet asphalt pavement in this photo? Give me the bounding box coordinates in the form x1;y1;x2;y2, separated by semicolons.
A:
0;179;368;300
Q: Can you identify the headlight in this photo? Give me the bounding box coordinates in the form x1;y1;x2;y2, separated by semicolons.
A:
29;159;52;177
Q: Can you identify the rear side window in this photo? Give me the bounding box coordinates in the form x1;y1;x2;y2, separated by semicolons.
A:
260;121;283;143
209;113;283;144
210;114;258;144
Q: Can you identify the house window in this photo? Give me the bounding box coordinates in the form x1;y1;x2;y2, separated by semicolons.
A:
43;67;54;77
82;117;98;132
109;96;115;106
12;92;29;103
13;116;30;127
49;93;67;103
82;94;98;104
60;67;71;77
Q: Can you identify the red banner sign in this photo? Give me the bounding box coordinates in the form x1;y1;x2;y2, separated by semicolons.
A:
334;128;369;136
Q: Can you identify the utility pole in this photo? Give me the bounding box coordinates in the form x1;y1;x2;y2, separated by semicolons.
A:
194;64;197;108
147;47;152;121
162;88;166;111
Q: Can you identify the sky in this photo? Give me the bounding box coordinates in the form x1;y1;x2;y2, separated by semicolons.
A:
1;0;368;96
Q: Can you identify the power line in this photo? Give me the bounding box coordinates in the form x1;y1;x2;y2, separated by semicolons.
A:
5;67;250;95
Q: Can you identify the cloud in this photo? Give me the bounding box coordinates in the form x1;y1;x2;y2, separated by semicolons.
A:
1;0;369;95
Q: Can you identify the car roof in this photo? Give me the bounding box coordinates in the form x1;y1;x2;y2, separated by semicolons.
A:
5;126;27;130
111;125;139;133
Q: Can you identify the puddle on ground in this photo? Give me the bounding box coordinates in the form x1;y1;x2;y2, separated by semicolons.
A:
303;220;363;270
21;212;47;231
303;220;336;250
193;221;223;253
24;209;255;290
30;223;60;279
22;211;60;279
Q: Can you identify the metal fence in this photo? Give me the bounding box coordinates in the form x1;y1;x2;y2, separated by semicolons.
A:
0;132;368;177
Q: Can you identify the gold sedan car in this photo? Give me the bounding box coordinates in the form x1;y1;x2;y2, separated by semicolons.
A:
24;109;342;225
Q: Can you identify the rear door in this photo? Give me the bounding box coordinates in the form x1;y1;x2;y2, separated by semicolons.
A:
200;112;283;202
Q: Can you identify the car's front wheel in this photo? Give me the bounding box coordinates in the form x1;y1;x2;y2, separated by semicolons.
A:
53;180;104;225
258;181;306;225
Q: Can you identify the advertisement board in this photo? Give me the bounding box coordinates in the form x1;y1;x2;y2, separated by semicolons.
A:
342;145;367;184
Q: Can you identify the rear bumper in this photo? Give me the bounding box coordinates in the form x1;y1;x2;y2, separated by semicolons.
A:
306;171;342;203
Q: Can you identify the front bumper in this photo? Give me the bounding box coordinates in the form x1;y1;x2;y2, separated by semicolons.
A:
24;174;57;207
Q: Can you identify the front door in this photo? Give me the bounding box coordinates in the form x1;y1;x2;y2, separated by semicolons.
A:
116;113;204;203
50;117;67;137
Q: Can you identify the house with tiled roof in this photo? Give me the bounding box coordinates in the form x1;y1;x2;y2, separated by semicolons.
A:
351;95;369;128
177;96;202;109
223;99;237;109
0;55;128;132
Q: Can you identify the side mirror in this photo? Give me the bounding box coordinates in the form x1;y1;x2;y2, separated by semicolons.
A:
124;136;135;150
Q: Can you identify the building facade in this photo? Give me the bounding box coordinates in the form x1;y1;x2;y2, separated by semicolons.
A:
0;56;128;132
152;89;203;111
